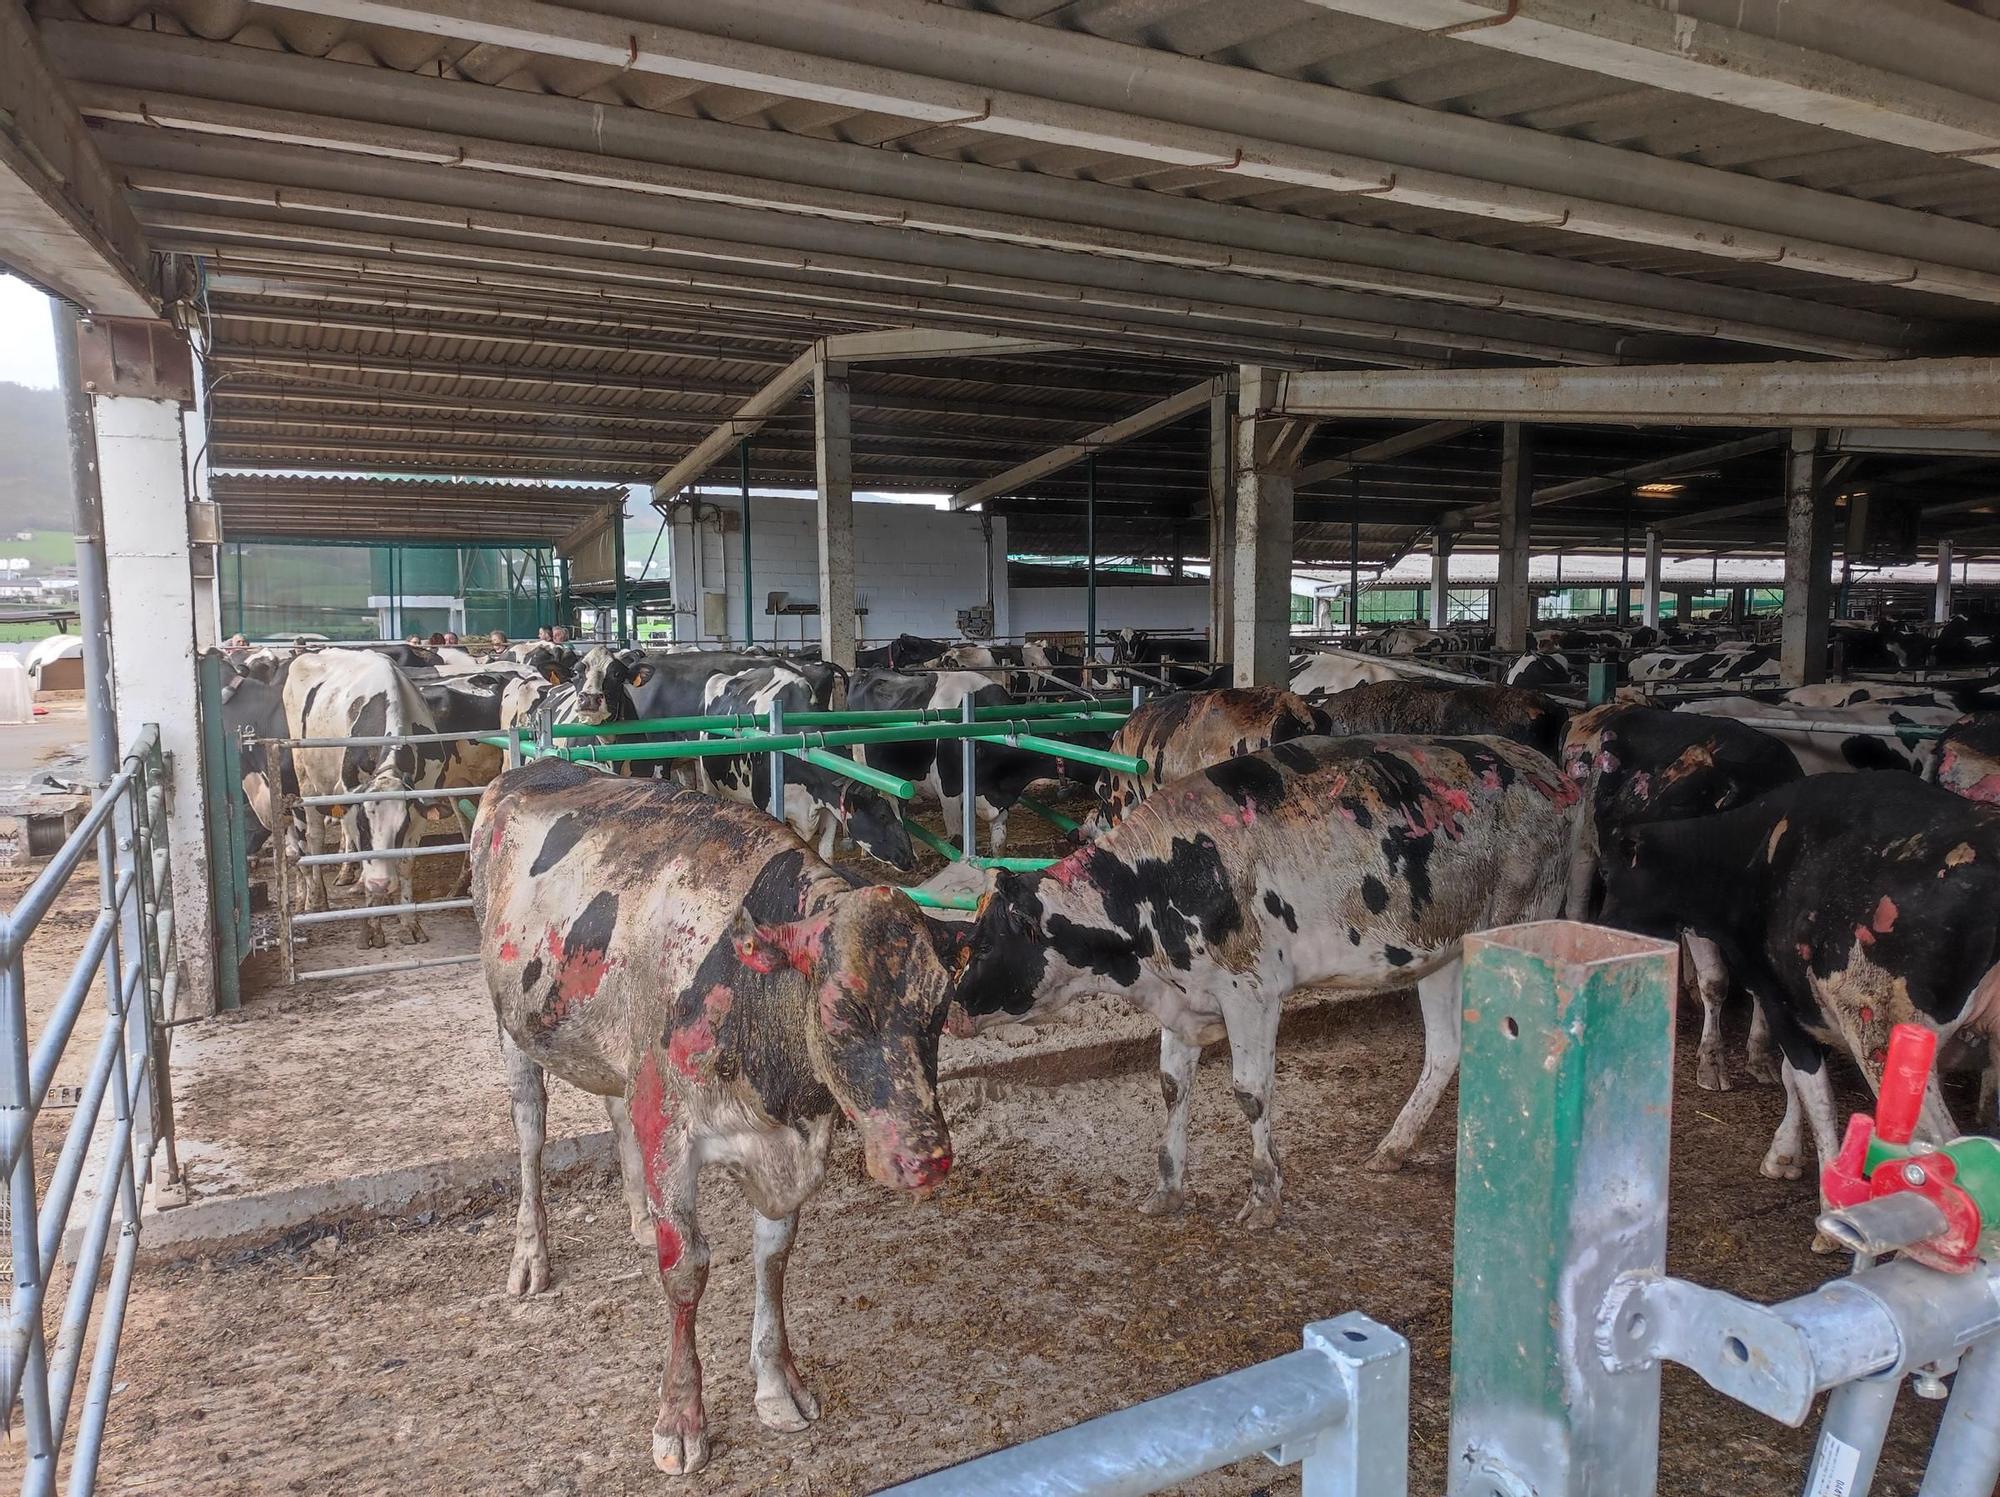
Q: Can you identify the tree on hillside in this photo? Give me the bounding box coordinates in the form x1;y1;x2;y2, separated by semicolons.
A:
0;382;72;534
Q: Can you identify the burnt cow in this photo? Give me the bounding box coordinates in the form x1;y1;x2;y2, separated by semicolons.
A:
1314;679;1567;761
471;760;952;1473
1600;775;2000;1198
1931;714;2000;804
1092;686;1323;831
847;669;1050;855
699;665;913;868
282;649;456;946
1561;703;1803;1090
950;735;1578;1226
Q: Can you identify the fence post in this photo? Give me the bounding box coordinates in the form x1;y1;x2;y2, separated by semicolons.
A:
960;695;978;858
767;696;786;823
1447;921;1679;1497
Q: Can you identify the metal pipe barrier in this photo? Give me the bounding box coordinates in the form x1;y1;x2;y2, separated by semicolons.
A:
2;725;179;1497
881;1312;1408;1497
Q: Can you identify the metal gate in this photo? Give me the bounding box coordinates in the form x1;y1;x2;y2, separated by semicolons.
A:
195;652;252;1011
2;725;180;1497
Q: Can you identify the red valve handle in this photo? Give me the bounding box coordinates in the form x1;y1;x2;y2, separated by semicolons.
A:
1877;1023;1936;1146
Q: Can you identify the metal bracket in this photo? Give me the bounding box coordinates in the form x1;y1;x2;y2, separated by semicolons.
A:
1265;1313;1410;1495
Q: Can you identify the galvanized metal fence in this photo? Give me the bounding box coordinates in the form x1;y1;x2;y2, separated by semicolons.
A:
1;725;179;1497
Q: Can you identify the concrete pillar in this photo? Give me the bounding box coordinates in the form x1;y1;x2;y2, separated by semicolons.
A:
1937;538;1956;624
1231;367;1313;686
812;357;856;669
1780;429;1833;688
1428;531;1453;630
1492;424;1533;655
1641;528;1663;630
182;330;222;650
83;321;215;1015
1205;388;1234;665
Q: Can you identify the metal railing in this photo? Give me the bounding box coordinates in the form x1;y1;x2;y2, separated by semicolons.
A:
1;725;179;1497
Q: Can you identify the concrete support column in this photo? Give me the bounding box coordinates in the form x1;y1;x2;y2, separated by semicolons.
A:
1231;367;1313;686
812;356;856;669
1780;428;1833;688
1205;388;1234;665
1641;528;1663;630
1937;538;1956;624
1429;531;1453;630
83;320;215;1016
1492;423;1533;655
181;330;222;650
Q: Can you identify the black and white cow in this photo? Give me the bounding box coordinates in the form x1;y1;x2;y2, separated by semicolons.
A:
1631;644;1778;685
1600;774;2000;1200
699;665;913;869
282;649;456;946
1676;696;1961;776
847;669;1052;856
1505;651;1574;690
1107;628;1218;690
218;653;292;857
946;734;1579;1226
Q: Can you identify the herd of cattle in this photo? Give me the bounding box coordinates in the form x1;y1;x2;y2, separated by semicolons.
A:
211;624;1983;1471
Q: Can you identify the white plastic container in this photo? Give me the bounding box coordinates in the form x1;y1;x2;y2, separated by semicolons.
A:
0;653;32;724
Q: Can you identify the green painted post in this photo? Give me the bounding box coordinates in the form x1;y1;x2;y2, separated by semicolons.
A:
1448;921;1678;1497
1587;660;1616;706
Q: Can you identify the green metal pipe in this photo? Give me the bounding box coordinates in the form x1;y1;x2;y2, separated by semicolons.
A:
1016;794;1082;835
902;816;963;863
549;699;1130;738
520;717;1138;768
1010;731;1144;774
701;725;916;800
969;855;1058;872
900;885;981;911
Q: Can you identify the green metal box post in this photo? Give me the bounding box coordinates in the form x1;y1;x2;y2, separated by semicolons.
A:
1447;921;1679;1497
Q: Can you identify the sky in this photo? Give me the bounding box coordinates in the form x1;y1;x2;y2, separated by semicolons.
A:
0;275;57;390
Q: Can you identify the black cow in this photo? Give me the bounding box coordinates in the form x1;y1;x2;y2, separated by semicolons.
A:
1313;679;1568;762
1107;629;1218;690
1562;702;1803;1090
1599;775;2000;1196
847;669;1052;856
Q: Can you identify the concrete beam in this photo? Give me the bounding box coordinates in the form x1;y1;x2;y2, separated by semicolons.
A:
0;4;154;314
1641;528;1662;630
1937;538;1956;625
1428;532;1453;631
949;378;1224;510
1492;425;1533;654
1233;367;1313;686
813;357;856;671
1299;1;2000;167
1829;428;2000;458
50;28;1926;358
1206;389;1234;666
241;0;2000;303
1780;431;1833;689
1294;421;1478;488
1275;359;2000;429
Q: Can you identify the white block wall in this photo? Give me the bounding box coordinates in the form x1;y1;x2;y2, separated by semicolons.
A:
670;495;1008;645
1009;583;1211;637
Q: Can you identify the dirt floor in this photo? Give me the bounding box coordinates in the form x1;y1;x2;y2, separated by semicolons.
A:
70;995;1962;1497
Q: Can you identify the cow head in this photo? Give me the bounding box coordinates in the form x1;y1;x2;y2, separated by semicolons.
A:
731;885;953;1190
837;784;916;870
570;646;652;723
949;869;1068;1030
356;745;451;900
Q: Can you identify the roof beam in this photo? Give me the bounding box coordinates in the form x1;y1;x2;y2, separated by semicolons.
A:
947;378;1225;511
1273;359;2000;429
41;31;1922;357
1301;1;2000;168
238;0;2000;304
1294;422;1478;488
1452;432;1793;529
0;5;153;314
648;347;816;504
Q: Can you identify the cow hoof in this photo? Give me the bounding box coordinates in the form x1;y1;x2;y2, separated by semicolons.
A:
401;922;428;946
1747;1055;1782;1086
363;926;386;951
1760;1151;1803;1182
1137;1187;1184;1217
1695;1060;1733;1092
506;1246;549;1296
652;1422;710;1476
1234;1196;1281;1231
754;1375;820;1432
1362;1148;1406;1174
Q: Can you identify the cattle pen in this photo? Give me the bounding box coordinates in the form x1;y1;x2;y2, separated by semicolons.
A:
13;4;2000;1495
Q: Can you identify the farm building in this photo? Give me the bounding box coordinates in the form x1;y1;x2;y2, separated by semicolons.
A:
5;3;2000;1495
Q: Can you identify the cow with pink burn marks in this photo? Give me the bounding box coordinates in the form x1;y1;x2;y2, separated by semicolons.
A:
947;735;1576;1228
471;758;954;1475
1088;685;1326;835
1599;773;2000;1214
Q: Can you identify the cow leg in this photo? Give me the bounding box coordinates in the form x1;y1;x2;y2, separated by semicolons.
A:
604;1096;653;1249
1220;993;1284;1229
815;811;838;863
749;1209;821;1432
1760;1061;1806;1182
398;853;427;945
1140;1028;1201;1217
988;805;1009;856
301;805;331;914
1684;932;1732;1092
502;1033;550;1296
630;1073;711;1475
1367;959;1464;1174
1745;1002;1781;1084
333;814;360;887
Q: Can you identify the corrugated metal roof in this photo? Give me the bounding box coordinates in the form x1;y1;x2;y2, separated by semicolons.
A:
210;474;627;542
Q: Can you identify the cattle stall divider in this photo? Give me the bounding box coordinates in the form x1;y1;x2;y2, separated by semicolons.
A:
3;725;181;1497
881;922;2000;1497
267;725;523;987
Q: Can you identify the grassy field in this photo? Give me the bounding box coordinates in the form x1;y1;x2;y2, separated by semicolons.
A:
3;529;74;570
